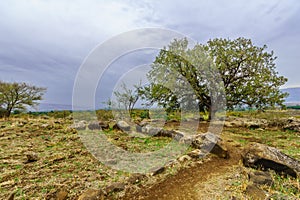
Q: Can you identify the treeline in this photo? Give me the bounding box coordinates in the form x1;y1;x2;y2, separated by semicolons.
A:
287;105;300;110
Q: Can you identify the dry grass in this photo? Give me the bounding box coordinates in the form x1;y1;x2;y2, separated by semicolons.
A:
1;110;300;199
0;118;129;199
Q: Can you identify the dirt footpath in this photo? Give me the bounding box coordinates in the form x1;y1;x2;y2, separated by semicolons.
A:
122;144;243;200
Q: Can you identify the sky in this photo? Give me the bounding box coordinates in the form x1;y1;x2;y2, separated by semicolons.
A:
0;0;300;108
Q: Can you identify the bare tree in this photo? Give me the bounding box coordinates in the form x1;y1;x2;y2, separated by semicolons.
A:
113;81;141;116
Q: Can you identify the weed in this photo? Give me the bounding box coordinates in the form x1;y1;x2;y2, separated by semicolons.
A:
15;188;24;197
14;165;22;170
271;173;300;197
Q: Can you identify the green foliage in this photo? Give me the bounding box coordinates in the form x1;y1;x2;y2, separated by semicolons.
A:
95;109;150;121
0;81;46;118
206;37;288;110
139;110;150;119
130;109;150;119
139;38;215;116
138;84;182;114
96;109;114;121
140;37;288;117
227;111;243;117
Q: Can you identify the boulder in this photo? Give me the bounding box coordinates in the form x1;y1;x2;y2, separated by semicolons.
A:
56;190;68;200
210;141;229;159
224;121;233;128
245;184;266;200
78;189;105;200
178;155;192;162
156;129;173;137
41;123;51;129
150;166;165;176
283;117;300;132
242;143;300;178
139;120;149;127
70;121;86;130
190;133;229;159
99;121;109;130
172;131;185;141
117;121;131;131
188;149;202;158
88;121;101;130
141;125;161;136
136;125;143;132
164;159;179;168
25;152;38;163
229;120;245;128
127;173;147;184
105;182;125;193
179;135;196;145
246;122;261;129
249;171;273;186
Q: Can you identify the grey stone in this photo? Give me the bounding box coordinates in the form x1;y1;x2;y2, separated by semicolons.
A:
188;149;202;158
117;121;131;131
249;171;274;186
178;155;192;162
88;121;101;130
55;190;68;200
26;152;38;162
105;182;125;193
243;143;300;178
150;166;165;176
78;189;105;200
69;121;86;130
127;173;147;184
245;184;266;200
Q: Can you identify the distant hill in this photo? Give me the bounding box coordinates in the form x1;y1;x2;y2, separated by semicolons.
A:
281;87;300;105
34;103;93;112
35;103;73;112
31;87;299;111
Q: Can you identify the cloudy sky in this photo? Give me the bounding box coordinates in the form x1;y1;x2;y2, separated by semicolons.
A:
0;0;299;108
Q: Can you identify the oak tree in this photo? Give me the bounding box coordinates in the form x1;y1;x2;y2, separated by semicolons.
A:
140;38;288;118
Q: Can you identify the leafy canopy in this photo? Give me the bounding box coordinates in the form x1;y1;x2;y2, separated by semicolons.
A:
0;81;46;118
140;37;288;117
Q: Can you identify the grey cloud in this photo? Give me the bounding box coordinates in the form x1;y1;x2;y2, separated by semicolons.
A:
0;0;299;109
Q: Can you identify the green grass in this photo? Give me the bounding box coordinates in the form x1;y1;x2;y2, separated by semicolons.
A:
227;128;300;160
101;129;172;153
270;173;300;198
227;110;300;121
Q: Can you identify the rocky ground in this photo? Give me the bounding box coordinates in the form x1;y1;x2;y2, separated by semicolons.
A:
0;110;300;199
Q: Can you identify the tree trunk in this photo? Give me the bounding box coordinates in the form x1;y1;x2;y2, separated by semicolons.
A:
5;107;12;119
208;105;217;121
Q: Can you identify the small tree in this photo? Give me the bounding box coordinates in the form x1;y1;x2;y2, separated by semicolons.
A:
113;81;141;116
0;81;46;118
